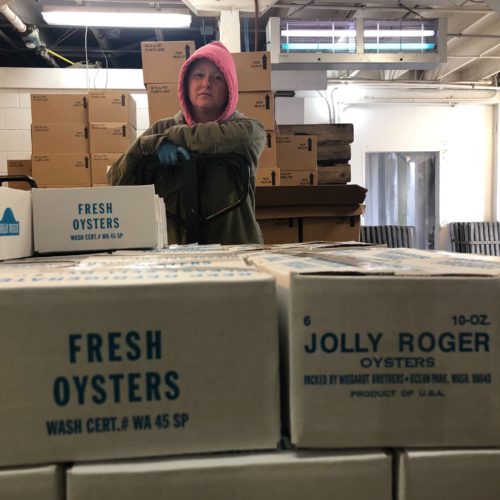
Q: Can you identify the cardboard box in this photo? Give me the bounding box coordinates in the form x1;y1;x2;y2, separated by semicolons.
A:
6;159;32;190
31;124;89;154
0;187;33;260
88;91;137;126
260;218;299;244
248;248;500;448
146;83;180;124
280;170;317;186
276;135;317;171
257;207;362;244
237;92;274;130
0;261;280;466
302;215;360;242
89;122;136;153
32;185;165;253
258;130;277;169
31;94;88;124
255;185;367;208
32;154;91;187
397;449;500;500
256;167;280;187
67;450;391;500
141;41;196;84
91;153;122;186
233;51;271;91
0;465;63;500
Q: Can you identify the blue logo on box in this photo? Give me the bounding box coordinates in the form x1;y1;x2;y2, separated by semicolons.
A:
0;208;20;236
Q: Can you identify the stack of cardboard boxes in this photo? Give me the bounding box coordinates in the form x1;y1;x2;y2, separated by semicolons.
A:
232;52;278;186
276;134;317;186
30;94;91;188
279;124;353;184
2;242;500;498
88;91;137;186
142;41;196;124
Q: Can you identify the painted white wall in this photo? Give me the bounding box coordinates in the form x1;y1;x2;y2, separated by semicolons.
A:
278;92;496;248
346;103;493;249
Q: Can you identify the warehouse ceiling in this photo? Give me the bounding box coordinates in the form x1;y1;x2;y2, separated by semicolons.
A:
1;0;500;84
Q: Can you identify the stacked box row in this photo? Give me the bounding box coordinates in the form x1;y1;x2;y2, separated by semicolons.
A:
28;92;137;188
5;447;500;499
1;211;500;496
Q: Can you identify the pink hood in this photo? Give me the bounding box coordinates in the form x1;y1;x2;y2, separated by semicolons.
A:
178;41;238;125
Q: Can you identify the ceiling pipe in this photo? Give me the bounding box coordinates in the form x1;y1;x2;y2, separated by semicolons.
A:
273;2;492;15
0;1;59;67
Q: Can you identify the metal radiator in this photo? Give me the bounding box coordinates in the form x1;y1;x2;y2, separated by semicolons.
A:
360;225;416;248
449;222;500;256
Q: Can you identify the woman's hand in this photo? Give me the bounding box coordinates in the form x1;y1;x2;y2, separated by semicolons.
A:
156;141;191;166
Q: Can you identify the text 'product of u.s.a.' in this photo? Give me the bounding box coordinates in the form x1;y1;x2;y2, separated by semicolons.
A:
0;262;280;467
32;185;167;253
0;186;33;260
248;247;500;448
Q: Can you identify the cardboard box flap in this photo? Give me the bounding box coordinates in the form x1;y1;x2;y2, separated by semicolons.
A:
315;247;500;277
247;252;394;277
255;185;367;207
0;265;274;289
77;254;251;270
70;449;389;474
248;248;500;277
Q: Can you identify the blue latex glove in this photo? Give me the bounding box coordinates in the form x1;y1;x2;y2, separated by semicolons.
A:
156;141;191;167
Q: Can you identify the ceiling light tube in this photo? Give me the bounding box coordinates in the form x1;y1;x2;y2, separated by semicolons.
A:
281;29;435;38
281;42;435;51
42;6;192;28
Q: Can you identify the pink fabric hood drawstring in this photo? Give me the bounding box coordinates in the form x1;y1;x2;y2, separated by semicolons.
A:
178;41;238;125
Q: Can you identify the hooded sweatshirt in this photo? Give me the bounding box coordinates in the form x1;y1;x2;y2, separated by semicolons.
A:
178;41;238;126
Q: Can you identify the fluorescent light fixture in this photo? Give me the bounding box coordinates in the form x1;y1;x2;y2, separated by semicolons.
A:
42;6;192;28
281;29;435;38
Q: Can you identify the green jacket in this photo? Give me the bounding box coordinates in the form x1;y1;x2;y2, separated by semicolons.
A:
107;111;265;245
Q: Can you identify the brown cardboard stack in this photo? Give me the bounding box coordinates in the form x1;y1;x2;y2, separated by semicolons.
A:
88;91;137;186
142;41;195;124
255;184;366;244
278;124;354;184
6;159;32;190
276;135;317;186
233;52;278;186
30;94;91;187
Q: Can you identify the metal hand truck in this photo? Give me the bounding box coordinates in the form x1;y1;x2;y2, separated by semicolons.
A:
136;152;250;244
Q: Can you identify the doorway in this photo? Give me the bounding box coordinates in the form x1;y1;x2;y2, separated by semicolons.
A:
364;151;438;249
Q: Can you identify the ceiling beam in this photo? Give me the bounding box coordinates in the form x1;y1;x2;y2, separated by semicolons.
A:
424;12;500;81
459;53;500;82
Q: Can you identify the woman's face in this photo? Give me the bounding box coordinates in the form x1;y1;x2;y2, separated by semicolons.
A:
187;58;228;122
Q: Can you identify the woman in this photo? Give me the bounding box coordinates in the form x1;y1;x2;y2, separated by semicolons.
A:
107;41;266;245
